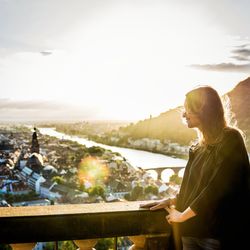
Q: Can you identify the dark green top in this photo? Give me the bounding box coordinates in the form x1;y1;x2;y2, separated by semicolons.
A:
176;127;250;247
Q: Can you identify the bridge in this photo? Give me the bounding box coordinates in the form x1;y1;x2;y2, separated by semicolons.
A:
144;166;185;180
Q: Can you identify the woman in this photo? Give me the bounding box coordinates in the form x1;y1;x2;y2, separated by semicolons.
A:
140;86;250;250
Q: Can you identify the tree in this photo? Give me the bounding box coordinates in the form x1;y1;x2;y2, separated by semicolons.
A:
43;242;54;250
0;244;11;250
52;176;65;185
144;185;159;195
131;185;144;200
4;193;14;204
61;241;77;250
88;146;105;156
95;238;114;250
124;193;131;201
88;185;105;199
169;174;182;185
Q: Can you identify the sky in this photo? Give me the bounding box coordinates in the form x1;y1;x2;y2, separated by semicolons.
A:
0;0;250;121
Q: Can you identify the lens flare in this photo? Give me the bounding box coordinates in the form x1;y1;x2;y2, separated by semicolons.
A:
78;156;109;186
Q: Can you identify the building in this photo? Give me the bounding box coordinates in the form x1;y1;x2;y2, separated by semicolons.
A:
12;199;51;207
0;179;30;195
40;180;61;200
20;166;46;193
31;127;40;154
0;134;14;152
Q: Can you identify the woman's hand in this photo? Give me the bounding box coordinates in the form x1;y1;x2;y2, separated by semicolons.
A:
140;198;174;210
165;206;196;224
165;207;185;224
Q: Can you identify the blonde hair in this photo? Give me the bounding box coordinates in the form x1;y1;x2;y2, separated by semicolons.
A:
185;86;227;144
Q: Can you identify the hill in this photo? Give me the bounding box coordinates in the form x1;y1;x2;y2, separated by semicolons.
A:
120;77;250;151
227;77;250;150
120;108;196;146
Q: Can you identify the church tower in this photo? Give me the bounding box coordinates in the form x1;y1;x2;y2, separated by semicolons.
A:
31;127;40;154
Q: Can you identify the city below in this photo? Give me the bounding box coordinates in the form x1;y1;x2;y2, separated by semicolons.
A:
0;125;185;250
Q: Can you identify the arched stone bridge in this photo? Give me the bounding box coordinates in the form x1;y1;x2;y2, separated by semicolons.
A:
145;166;185;180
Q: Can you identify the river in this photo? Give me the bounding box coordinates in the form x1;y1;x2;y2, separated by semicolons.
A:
39;128;187;169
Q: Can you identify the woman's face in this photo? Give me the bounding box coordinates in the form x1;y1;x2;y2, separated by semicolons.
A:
183;99;201;128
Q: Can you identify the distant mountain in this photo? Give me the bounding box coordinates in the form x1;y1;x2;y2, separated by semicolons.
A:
120;77;250;151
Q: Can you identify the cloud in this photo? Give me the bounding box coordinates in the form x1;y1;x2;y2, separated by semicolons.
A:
231;47;250;62
0;1;107;56
234;44;250;49
40;50;53;56
0;99;62;110
0;99;98;121
231;55;250;62
190;63;250;73
0;35;47;56
191;44;250;73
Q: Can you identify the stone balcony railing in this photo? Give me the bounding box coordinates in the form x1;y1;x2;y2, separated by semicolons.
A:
0;201;172;250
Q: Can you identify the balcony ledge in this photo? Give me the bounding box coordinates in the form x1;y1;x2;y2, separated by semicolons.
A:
0;201;170;244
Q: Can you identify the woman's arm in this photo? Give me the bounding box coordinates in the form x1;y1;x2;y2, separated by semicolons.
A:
166;206;196;224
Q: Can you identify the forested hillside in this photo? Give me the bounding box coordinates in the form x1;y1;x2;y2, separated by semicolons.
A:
120;77;250;151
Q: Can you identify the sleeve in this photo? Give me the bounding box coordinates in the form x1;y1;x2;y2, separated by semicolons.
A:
189;129;249;214
176;146;197;209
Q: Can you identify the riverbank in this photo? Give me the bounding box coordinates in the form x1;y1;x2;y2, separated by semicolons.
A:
88;134;189;160
52;126;189;160
39;127;187;169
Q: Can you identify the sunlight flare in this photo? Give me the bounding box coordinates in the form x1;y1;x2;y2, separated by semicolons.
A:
78;156;109;186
